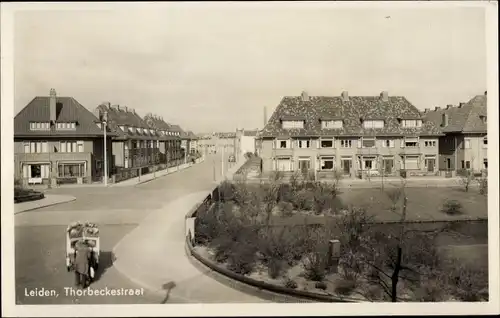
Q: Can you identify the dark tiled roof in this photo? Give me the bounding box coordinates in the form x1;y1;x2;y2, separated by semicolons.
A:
423;94;487;134
261;94;443;138
14;96;113;137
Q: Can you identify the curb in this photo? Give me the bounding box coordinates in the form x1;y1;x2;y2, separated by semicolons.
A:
14;196;76;215
135;164;194;186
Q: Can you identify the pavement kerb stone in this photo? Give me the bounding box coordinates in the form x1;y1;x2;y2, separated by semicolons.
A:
14;195;76;214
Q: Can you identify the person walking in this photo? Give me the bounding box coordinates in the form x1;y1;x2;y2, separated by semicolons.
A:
74;240;91;288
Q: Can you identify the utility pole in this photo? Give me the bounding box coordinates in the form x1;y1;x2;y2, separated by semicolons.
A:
221;145;225;178
103;110;108;187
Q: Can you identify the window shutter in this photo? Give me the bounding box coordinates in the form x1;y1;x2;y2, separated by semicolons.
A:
401;138;405;148
316;139;320;149
23;165;28;178
357;138;361;148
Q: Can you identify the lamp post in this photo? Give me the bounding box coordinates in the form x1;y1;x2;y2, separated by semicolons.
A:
102;111;108;187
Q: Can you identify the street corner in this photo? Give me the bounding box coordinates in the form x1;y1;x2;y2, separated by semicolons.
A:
14;194;76;214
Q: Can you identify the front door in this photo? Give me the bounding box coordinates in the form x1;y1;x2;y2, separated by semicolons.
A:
427;159;435;172
298;159;310;173
384;159;394;174
342;160;351;175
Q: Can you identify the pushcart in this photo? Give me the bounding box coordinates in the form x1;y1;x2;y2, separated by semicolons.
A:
65;222;100;279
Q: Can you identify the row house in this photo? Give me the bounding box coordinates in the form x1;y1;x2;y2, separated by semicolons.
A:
94;103;161;171
260;91;443;179
14;89;114;185
423;91;488;173
144;113;183;166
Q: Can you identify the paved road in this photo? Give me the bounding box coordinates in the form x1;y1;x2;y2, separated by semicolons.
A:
15;155;228;304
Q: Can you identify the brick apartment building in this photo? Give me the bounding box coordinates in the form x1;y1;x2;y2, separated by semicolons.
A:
423;91;488;174
259;91;443;179
14;89;195;185
14;89;114;185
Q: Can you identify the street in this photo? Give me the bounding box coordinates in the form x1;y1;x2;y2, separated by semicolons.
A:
15;155;228;304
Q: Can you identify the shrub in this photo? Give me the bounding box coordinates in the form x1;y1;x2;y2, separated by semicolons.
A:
267;258;285;279
218;181;236;202
312;182;340;215
478;177;488;196
441;199;463;215
292;189;315;211
414;279;446;302
302;250;329;281
315;281;327;290
335;279;356;296
400;170;407;179
277;201;294;218
277;183;294;203
226;241;258;275
446;262;488;301
284;278;298;289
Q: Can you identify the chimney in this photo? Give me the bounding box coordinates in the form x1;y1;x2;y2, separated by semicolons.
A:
484;91;487;96
434;107;441;111
424;108;430;113
441;113;449;127
106;102;111;108
117;105;121;111
301;91;309;102
380;91;389;102
111;104;119;111
341;91;349;102
458;102;465;108
123;106;128;112
446;104;453;110
49;88;57;122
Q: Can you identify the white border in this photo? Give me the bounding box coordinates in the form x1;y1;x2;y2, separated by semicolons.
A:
2;1;499;317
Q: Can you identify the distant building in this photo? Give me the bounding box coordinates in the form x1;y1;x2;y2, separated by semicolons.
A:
14;89;115;185
423;92;487;173
236;129;259;159
198;132;236;155
260;91;443;178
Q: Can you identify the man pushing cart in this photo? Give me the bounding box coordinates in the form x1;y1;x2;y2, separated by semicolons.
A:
66;221;100;288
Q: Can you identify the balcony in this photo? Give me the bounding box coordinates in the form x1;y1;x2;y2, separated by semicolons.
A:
399;147;422;155
356;147;379;155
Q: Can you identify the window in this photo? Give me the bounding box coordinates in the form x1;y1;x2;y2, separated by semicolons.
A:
298;139;310;149
321;120;343;129
382;140;395;148
465;161;471;169
60;141;79;153
77;141;84;153
404;155;420;170
480;115;487;124
320;157;335;170
362;138;376;148
56;122;76;130
404;137;419;148
58;163;85;177
483;137;487;148
461;160;465;169
340;140;352;148
464;139;471;149
483;159;488;169
23;141;48;153
282;120;304;129
29;122;50;130
363;120;384;129
120;125;126;131
320;139;334;148
401;120;423;128
424;141;436;147
279;140;288;149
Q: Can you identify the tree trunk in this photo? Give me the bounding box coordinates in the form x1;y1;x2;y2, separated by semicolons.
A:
391;246;402;302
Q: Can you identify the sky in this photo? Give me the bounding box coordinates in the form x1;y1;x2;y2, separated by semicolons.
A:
13;2;487;133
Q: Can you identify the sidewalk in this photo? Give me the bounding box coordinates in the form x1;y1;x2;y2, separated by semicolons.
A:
112;191;266;303
113;158;205;187
14;194;76;214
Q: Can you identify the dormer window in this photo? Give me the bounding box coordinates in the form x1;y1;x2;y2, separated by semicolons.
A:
321;120;343;129
128;127;135;133
282;120;304;129
362;120;384;129
119;125;126;131
30;122;50;131
480;115;487;124
401;119;422;128
361;137;376;148
137;127;142;134
56;122;76;130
